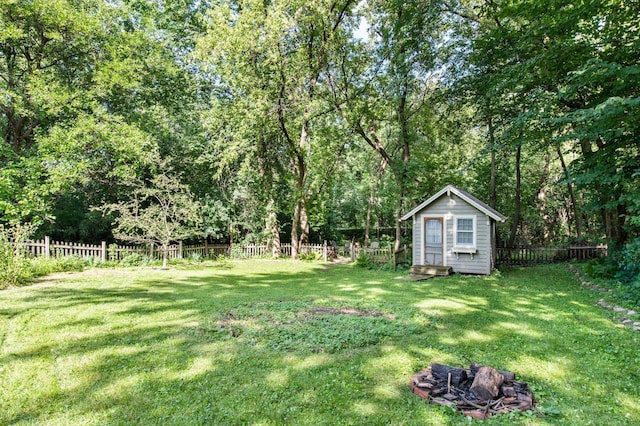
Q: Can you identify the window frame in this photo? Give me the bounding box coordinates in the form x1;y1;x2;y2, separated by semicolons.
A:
453;215;477;252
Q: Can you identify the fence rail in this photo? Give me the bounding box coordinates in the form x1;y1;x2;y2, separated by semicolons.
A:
18;237;336;262
496;245;607;267
338;244;409;268
19;237;604;268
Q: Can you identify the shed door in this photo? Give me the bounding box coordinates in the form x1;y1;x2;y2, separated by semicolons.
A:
424;218;443;265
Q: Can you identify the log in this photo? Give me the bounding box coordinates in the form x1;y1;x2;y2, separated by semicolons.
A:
431;363;468;386
470;362;515;382
501;385;516;398
470;366;504;401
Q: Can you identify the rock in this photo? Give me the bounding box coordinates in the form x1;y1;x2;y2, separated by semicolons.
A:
613;306;627;313
621;319;632;325
633;322;640;327
627;310;637;316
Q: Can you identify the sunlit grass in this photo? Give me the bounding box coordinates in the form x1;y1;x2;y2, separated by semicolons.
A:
1;261;639;425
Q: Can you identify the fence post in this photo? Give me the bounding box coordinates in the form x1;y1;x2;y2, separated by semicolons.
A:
101;241;106;262
392;245;396;271
179;241;183;259
149;243;154;259
350;244;355;262
44;236;50;259
323;240;327;262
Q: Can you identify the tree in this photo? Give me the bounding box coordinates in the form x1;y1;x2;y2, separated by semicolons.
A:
198;0;358;257
343;0;445;253
98;169;203;267
448;0;639;246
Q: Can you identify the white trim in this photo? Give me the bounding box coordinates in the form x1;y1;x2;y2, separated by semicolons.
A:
453;215;477;251
420;213;447;266
399;185;506;222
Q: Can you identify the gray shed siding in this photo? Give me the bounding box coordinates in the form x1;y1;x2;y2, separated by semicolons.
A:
411;193;493;275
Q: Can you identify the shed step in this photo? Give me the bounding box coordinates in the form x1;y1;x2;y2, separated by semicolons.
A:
402;273;435;281
410;265;452;276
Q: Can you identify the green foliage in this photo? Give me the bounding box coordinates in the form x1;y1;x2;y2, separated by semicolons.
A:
298;252;323;262
0;224;90;288
460;0;640;245
118;253;152;267
98;167;204;267
614;239;640;304
27;255;87;277
1;0;638;257
585;258;618;280
0;224;34;288
354;253;375;269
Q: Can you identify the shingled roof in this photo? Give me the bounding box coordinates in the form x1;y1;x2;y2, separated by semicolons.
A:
399;185;506;222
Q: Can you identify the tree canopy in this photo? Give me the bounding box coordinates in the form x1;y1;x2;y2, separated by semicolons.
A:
1;0;638;259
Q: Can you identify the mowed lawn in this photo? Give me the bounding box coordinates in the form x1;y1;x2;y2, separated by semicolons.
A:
0;261;638;425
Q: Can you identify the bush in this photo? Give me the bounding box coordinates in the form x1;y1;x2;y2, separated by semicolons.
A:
119;252;151;266
0;224;34;288
188;252;203;262
354;253;375;269
299;252;322;262
585;257;618;279
27;256;87;278
614;238;640;304
229;245;244;259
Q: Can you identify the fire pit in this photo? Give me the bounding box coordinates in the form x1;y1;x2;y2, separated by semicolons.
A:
410;362;535;419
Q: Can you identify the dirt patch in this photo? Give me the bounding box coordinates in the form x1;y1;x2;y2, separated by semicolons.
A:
310;306;395;320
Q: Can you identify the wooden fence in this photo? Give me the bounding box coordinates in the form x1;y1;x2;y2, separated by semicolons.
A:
22;237;107;261
496;245;607;267
20;237;603;268
19;238;333;262
341;244;410;268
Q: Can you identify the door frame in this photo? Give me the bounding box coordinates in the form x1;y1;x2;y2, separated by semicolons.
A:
421;215;446;266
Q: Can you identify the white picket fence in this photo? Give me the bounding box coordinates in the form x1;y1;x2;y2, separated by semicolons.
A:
19;237;332;262
23;237;107;261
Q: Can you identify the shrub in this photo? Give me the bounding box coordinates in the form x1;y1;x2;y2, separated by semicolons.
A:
614;238;640;304
229;245;244;259
585;257;618;279
299;252;322;262
119;252;152;266
354;253;375;269
188;252;203;262
0;224;34;288
27;256;87;278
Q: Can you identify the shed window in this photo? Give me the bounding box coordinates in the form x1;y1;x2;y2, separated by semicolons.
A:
454;216;476;250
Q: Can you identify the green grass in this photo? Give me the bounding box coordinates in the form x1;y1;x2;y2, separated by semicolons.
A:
1;261;639;425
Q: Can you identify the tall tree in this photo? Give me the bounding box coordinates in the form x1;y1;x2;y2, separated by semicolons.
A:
198;0;358;257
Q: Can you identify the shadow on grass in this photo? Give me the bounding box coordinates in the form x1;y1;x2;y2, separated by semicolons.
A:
1;262;639;425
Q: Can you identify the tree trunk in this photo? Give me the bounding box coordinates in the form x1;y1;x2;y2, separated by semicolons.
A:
364;164;386;248
395;77;410;256
298;200;309;247
162;244;168;268
556;144;582;238
265;199;280;258
536;153;551;242
487;107;497;210
364;190;373;248
291;200;301;259
508;144;521;247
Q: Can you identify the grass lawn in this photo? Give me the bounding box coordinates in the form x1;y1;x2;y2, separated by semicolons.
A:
1;261;638;425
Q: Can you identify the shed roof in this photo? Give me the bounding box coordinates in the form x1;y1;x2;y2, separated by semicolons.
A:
399;185;506;222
